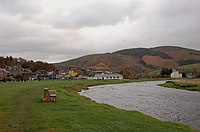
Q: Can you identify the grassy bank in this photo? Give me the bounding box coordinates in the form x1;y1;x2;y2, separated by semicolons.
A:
0;80;196;132
159;79;200;92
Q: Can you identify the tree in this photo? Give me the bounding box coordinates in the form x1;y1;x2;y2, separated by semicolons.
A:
2;77;7;82
9;56;13;62
119;70;130;78
182;72;186;78
160;68;173;77
21;62;29;68
16;74;22;82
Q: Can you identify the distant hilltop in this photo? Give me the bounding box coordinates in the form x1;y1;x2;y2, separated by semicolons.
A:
1;46;200;75
54;46;200;74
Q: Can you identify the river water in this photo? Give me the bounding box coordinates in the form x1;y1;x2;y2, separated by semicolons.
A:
79;81;200;130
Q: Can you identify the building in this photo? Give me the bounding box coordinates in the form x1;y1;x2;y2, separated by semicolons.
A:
35;70;48;80
0;65;34;81
88;73;123;80
68;70;78;77
170;70;182;78
21;68;33;80
67;67;79;77
0;68;7;80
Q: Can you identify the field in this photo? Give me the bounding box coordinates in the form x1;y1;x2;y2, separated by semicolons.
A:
148;63;200;77
178;63;200;72
159;79;200;92
0;80;196;132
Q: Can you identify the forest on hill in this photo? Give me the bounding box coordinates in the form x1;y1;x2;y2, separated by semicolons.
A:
0;56;54;72
54;46;200;75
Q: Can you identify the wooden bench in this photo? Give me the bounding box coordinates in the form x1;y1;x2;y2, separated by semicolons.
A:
42;88;56;102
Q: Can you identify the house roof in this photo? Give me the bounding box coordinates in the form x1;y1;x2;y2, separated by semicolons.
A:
94;73;123;78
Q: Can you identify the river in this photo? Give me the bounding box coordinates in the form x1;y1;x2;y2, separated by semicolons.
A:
79;81;200;130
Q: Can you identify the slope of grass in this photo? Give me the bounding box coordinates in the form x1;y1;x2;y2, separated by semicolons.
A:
148;63;200;77
159;79;200;92
113;48;172;59
148;69;161;76
0;80;196;132
178;63;200;71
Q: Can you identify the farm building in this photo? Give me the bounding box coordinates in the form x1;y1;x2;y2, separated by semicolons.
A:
88;73;123;80
170;70;182;78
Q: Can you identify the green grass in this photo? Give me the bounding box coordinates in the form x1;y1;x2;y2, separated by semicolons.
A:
178;63;200;72
0;80;197;132
148;63;200;76
159;81;200;92
148;69;161;76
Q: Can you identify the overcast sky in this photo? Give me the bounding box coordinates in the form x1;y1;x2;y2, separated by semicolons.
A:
0;0;200;63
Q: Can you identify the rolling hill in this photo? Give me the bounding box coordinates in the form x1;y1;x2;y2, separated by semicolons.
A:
54;53;147;74
54;46;200;74
178;63;200;72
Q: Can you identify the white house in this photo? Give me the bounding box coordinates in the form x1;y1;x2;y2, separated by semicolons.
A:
170;70;182;78
88;73;123;80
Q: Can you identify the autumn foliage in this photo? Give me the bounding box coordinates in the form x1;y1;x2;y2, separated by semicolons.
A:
0;56;54;72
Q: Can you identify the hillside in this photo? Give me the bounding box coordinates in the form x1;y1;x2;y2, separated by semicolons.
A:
0;56;54;72
54;53;148;74
54;46;200;74
114;46;200;68
178;63;200;72
152;46;200;65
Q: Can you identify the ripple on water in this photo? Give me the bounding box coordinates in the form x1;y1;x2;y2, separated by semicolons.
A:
80;81;200;130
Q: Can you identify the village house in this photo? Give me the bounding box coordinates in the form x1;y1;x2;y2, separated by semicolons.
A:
186;73;196;78
21;68;33;80
3;66;18;77
35;70;49;80
0;68;7;80
0;65;34;81
170;70;182;78
56;74;70;80
67;67;79;77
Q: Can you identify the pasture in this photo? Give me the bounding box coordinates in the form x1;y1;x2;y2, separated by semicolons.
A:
0;80;196;132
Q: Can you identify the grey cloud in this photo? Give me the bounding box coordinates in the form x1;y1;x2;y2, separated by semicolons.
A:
0;0;200;63
0;12;88;62
133;0;200;49
155;0;200;18
0;0;42;20
53;0;142;28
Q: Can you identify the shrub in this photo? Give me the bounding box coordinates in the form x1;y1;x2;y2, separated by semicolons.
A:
6;77;12;82
2;77;7;82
